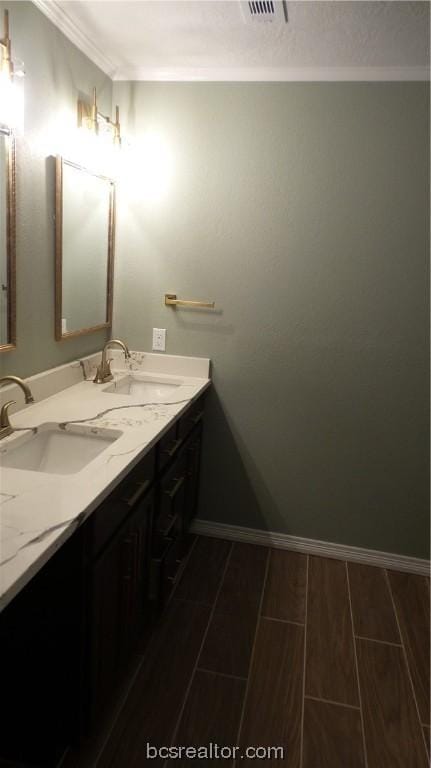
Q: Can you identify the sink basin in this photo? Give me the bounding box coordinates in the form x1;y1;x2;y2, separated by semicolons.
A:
103;375;181;400
0;424;122;475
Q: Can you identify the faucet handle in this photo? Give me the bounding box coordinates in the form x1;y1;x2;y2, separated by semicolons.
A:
0;400;16;430
93;358;114;384
104;357;114;375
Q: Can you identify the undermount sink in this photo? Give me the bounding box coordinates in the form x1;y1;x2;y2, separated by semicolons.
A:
0;424;122;475
103;375;181;400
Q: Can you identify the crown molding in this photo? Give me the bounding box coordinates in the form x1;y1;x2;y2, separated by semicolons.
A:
32;0;117;78
31;2;429;84
114;65;430;82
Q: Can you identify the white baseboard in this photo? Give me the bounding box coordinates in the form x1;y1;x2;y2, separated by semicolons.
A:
190;520;430;576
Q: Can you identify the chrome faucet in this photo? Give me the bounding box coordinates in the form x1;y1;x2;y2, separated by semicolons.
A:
0;376;35;440
93;339;131;384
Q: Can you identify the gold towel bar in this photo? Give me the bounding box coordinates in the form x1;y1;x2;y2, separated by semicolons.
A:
164;293;215;309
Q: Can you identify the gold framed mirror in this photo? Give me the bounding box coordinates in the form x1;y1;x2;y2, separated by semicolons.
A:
0;127;16;352
55;156;115;341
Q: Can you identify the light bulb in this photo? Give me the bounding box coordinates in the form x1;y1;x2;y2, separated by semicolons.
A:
0;70;24;131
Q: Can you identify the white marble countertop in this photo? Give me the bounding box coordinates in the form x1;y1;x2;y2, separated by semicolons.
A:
0;351;210;611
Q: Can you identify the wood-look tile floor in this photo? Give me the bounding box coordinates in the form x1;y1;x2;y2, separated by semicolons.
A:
66;537;430;768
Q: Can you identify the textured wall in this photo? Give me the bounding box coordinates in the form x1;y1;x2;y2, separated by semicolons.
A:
0;1;112;378
113;82;429;558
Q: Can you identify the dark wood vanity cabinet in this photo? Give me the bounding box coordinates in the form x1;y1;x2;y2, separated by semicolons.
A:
0;528;85;768
150;406;204;607
0;393;206;765
183;423;203;534
85;487;154;729
84;393;205;734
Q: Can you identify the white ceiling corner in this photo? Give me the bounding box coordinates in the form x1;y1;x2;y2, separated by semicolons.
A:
32;1;430;83
32;0;117;78
113;65;430;83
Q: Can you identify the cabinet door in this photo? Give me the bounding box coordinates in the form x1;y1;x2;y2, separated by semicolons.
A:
157;451;187;540
118;491;153;663
184;422;203;530
0;530;84;766
177;394;206;441
133;492;153;617
88;489;154;724
117;529;137;667
88;535;123;726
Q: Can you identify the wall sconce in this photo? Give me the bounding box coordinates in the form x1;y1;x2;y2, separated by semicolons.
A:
0;9;24;130
78;87;121;146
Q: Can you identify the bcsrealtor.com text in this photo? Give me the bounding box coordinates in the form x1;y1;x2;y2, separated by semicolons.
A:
146;744;285;760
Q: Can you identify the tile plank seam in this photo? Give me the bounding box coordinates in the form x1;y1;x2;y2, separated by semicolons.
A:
387;570;430;727
232;548;270;768
94;658;146;766
196;666;247;682
345;562;369;768
354;635;403;648
260;615;305;627
299;554;309;768
384;569;430;752
163;541;234;768
304;694;360;711
424;725;431;758
173;597;215;607
167;535;200;606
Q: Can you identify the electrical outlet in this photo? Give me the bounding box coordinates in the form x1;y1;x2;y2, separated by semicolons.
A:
152;328;166;352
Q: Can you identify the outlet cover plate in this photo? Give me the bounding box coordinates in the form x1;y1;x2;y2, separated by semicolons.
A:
152;328;166;352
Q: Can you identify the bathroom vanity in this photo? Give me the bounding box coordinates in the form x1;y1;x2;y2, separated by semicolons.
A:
0;350;210;767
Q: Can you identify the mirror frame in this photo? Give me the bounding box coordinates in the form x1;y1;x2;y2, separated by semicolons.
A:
55;155;115;341
0;127;16;353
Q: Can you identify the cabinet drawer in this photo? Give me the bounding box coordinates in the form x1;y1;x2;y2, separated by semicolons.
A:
184;423;203;530
89;449;155;559
157;422;182;472
157;450;187;536
148;535;181;605
177;395;205;441
121;447;155;489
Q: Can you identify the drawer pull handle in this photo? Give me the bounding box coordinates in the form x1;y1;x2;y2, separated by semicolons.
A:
168;559;183;586
165;475;185;500
163;438;183;458
159;513;178;537
191;411;204;425
121;479;151;507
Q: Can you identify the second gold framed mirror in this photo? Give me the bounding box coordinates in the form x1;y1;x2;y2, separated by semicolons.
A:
55;156;115;341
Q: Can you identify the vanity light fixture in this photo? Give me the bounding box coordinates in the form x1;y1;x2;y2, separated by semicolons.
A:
0;10;12;79
0;9;25;130
78;87;121;146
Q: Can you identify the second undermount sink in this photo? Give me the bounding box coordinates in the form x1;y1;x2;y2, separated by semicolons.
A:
103;375;181;400
0;424;122;475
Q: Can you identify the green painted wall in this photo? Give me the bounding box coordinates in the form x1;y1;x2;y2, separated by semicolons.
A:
113;82;430;558
0;1;112;378
0;1;428;558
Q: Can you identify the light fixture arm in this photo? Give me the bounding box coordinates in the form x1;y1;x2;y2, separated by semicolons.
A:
91;86;98;133
78;86;121;145
0;10;13;77
113;105;121;146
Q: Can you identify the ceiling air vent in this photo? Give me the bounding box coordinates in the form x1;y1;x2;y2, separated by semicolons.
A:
242;0;288;24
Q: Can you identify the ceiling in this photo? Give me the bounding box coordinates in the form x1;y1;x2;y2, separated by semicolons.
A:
33;1;430;81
